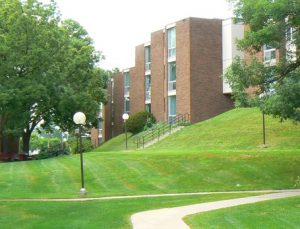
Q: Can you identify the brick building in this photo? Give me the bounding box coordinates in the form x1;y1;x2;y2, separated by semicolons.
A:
95;17;248;142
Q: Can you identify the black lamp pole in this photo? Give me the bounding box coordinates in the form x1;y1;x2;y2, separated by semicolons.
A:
79;125;85;191
125;120;128;150
262;112;266;145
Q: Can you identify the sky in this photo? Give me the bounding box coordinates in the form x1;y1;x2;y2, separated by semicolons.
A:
46;0;233;70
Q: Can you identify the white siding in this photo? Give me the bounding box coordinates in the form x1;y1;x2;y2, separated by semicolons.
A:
222;19;244;94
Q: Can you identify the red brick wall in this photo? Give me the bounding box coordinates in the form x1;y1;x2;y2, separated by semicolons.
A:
103;72;125;141
189;18;233;123
103;79;113;141
151;30;166;121
176;18;192;117
131;45;145;114
114;72;126;137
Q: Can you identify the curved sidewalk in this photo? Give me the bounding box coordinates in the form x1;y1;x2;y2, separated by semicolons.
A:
131;190;300;229
0;189;296;202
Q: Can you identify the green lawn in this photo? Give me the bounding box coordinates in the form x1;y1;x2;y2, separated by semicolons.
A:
0;108;299;199
0;193;264;229
0;108;299;228
148;108;300;152
185;196;300;228
0;150;299;198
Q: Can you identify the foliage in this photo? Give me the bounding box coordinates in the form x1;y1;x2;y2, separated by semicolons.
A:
68;136;95;154
0;0;107;154
125;111;156;134
31;146;69;160
29;133;60;151
225;0;300;122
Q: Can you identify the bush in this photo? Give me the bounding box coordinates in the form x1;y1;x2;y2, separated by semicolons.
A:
68;137;95;154
31;144;69;160
126;111;156;134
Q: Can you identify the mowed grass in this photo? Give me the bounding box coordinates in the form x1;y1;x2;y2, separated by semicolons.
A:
149;108;300;152
0;108;299;228
185;196;300;228
0;193;264;229
0;150;299;198
93;133;136;152
0;108;299;199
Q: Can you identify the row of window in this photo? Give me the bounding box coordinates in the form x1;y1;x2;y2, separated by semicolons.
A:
122;26;177;121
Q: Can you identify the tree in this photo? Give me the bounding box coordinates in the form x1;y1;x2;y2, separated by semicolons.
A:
0;0;106;154
225;0;300;121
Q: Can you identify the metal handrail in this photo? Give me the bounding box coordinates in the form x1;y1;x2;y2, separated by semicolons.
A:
133;113;190;149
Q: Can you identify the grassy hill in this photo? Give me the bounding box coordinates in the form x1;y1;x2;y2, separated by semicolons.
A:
96;107;300;153
0;108;299;199
149;108;300;152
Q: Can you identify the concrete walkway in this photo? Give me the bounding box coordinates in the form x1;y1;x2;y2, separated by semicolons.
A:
131;190;300;229
0;189;296;202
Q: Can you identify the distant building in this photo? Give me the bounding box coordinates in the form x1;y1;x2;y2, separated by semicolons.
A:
90;17;243;144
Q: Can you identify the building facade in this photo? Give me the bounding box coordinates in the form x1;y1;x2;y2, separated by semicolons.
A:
96;17;236;142
92;17;287;143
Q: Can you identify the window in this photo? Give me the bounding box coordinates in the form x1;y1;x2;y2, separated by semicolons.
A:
124;72;130;97
168;96;176;122
167;27;176;58
145;75;151;101
145;104;151;113
168;62;176;91
286;26;294;42
124;97;130;113
111;78;114;103
145;46;151;72
263;45;276;65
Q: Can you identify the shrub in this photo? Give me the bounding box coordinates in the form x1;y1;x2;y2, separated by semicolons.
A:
126;111;156;134
31;144;69;160
68;137;95;154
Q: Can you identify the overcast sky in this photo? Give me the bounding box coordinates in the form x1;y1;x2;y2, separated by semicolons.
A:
48;0;233;70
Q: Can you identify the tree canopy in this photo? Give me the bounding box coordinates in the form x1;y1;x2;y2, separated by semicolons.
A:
225;0;300;121
0;0;107;153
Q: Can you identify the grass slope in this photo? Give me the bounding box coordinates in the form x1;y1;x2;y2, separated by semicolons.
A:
0;108;299;199
149;108;300;152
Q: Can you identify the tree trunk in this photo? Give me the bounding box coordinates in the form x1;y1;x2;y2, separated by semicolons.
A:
22;131;32;155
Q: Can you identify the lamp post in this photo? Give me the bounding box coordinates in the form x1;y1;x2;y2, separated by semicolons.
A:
73;112;87;195
259;93;266;145
122;113;129;150
262;112;266;145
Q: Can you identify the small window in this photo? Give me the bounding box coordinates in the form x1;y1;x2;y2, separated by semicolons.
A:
168;96;176;116
263;45;276;65
168;62;176;91
145;46;151;72
124;97;130;113
124;72;130;97
145;104;151;113
167;27;176;58
145;75;151;101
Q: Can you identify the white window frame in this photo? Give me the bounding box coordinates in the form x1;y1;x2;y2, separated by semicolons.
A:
167;27;176;59
145;75;151;103
263;45;276;66
168;62;176;93
124;97;130;113
124;71;130;97
145;45;151;73
168;95;176;122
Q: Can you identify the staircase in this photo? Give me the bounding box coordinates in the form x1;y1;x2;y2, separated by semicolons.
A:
133;113;190;149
